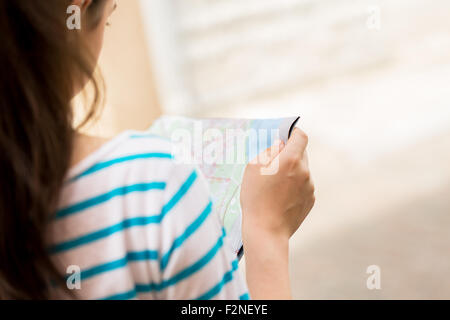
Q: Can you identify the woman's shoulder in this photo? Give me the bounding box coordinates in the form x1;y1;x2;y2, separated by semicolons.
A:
57;129;196;224
56;129;213;244
60;129;211;218
67;130;177;183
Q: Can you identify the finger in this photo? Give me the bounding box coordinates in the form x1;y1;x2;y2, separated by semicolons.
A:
265;139;285;165
250;140;285;166
281;128;308;159
302;150;310;167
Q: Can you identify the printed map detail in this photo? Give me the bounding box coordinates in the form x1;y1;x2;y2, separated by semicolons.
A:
148;116;299;257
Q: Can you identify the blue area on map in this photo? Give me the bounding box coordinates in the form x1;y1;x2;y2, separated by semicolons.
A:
246;118;284;161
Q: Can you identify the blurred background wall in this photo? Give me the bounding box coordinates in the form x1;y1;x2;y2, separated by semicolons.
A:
93;0;450;299
78;0;162;136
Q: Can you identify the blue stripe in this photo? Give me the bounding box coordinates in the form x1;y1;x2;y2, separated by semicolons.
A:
79;250;159;281
161;170;198;215
129;133;166;140
137;228;226;291
56;182;166;219
195;259;240;300
49;216;161;254
69;152;173;182
240;293;250;300
160;200;213;271
56;201;214;289
50;170;199;253
100;228;227;300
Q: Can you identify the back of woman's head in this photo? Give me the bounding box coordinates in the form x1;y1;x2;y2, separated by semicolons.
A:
0;0;108;299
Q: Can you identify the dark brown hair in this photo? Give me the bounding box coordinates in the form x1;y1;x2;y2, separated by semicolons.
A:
0;0;107;299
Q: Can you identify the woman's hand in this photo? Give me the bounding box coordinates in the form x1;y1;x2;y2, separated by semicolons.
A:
239;128;315;299
240;128;315;242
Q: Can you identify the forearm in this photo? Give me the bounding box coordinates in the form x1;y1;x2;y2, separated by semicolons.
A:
243;229;292;300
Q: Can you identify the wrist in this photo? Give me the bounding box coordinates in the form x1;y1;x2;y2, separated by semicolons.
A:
242;224;290;253
242;224;292;300
242;210;290;242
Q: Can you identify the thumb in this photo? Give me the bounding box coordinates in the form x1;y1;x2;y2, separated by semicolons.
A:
250;139;285;166
281;128;308;160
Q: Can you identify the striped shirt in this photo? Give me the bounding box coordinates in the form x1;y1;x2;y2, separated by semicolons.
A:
48;131;249;300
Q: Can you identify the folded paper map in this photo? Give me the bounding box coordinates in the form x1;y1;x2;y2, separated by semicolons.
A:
148;116;300;259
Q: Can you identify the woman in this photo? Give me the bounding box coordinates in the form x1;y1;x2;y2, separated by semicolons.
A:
0;0;315;299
